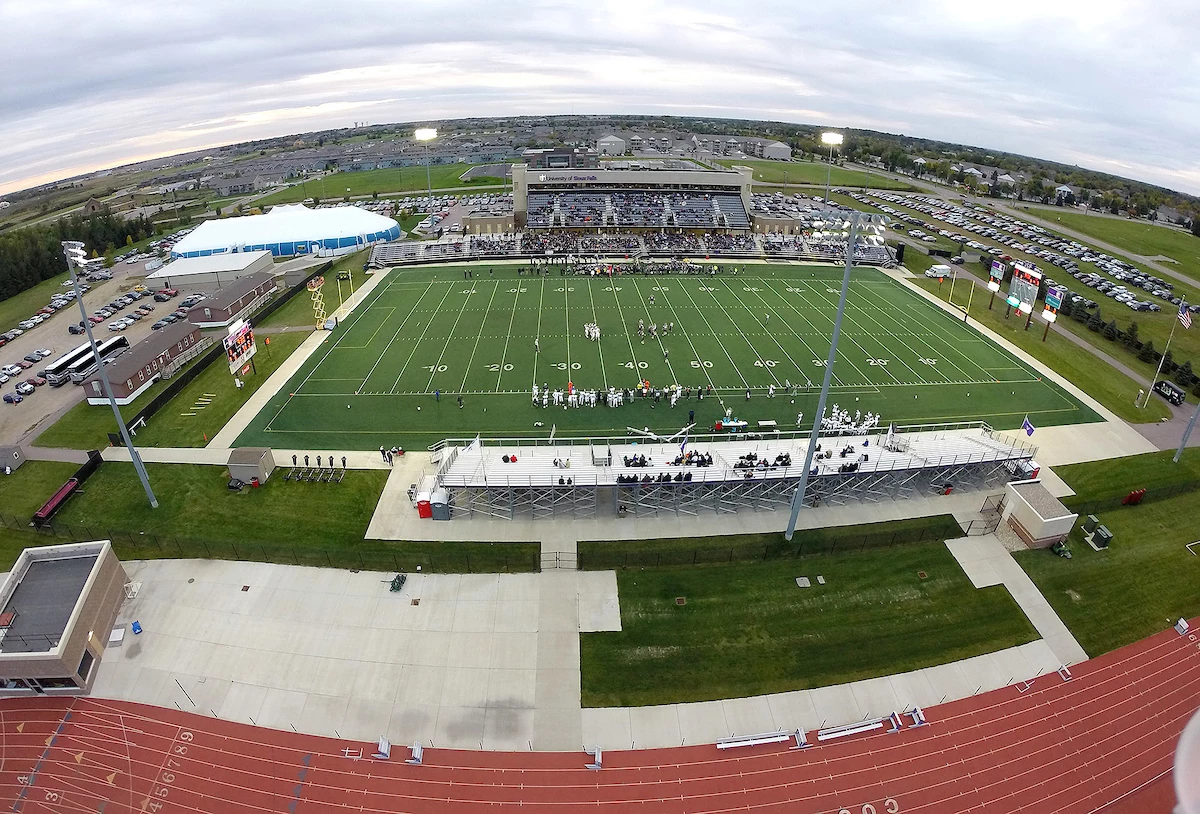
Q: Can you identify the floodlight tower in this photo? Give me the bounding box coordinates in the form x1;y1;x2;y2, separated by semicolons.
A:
61;241;158;509
784;210;887;540
415;127;437;220
821;131;844;207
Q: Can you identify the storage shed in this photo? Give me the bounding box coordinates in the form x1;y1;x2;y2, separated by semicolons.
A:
227;448;276;485
1002;480;1078;548
0;446;25;474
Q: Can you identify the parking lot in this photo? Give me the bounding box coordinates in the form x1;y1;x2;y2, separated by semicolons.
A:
0;263;205;447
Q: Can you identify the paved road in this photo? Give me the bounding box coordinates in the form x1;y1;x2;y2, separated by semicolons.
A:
0;266;209;449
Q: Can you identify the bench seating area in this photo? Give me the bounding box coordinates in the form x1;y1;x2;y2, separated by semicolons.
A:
32;477;79;528
437;427;1032;489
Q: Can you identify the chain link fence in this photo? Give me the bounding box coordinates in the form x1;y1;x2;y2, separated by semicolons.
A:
0;513;538;574
579;516;966;570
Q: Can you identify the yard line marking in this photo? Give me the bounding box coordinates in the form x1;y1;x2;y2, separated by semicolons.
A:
267;265;402;432
531;276;545;388
718;281;811;387
424;282;478;392
585;279;609;390
673;277;749;391
893;282;1020;382
756;278;871;386
389;283;457;393
656;280;722;397
495;279;523;390
356;279;438;392
797;279;919;386
737;284;820;386
631;277;678;383
699;281;781;386
609;275;645;385
563;280;573;381
458;280;500;392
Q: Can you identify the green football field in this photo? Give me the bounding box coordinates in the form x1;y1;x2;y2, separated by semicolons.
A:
235;263;1100;449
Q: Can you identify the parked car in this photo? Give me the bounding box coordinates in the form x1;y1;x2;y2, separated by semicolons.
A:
151;320;169;330
1;364;21;376
172;308;188;318
137;303;155;313
26;376;46;387
107;321;125;331
15;381;35;396
0;373;8;384
157;288;179;298
2;393;22;405
23;354;42;364
68;323;85;335
15;360;32;369
36;348;52;358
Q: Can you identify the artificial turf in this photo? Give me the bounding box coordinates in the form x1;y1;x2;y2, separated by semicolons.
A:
234;262;1098;450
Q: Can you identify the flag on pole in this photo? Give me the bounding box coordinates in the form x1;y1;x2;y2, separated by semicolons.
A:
680;430;688;455
465;434;482;453
1179;300;1192;330
548;424;556;443
1021;415;1036;437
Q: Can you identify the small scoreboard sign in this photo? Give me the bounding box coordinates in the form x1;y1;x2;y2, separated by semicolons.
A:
1043;285;1066;322
223;319;257;374
988;260;1007;292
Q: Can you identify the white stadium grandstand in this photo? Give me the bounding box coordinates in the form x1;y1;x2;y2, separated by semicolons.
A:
171;204;401;259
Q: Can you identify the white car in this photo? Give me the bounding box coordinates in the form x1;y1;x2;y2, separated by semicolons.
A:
0;373;9;384
36;348;53;358
2;364;22;377
924;264;954;278
107;321;125;331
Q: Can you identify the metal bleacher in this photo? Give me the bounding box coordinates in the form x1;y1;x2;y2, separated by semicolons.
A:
432;422;1036;520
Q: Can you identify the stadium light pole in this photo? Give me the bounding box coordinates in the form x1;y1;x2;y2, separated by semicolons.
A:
821;132;843;207
415;127;437;217
784;211;885;541
62;242;158;509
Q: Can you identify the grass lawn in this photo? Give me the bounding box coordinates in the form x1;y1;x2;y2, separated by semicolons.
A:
47;462;534;573
1028;209;1200;285
254;165;494;208
0;271;71;334
257;251;370;329
234;263;1097;450
580;542;1038;706
715;159;916;191
1013;488;1200;657
0;461;81;522
1052;448;1200;506
915;279;1171;423
34;330;308;450
579;515;965;569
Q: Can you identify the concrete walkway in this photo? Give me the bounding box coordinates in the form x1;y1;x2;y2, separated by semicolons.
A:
207;264;396;449
885;269;1156;465
945;533;1089;665
92;557;1068;752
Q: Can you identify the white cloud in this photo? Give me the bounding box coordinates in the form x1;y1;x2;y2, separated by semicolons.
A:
1;0;1197;195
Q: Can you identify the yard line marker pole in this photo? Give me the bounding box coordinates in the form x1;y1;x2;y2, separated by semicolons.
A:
786;213;882;541
63;242;157;509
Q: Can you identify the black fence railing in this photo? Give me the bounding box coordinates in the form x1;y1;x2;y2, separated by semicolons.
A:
1063;479;1200;519
0;514;538;574
579;516;965;570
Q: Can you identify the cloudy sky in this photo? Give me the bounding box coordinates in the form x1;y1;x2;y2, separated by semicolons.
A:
2;0;1197;197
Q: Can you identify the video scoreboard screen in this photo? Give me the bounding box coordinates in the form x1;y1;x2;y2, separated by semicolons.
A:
1043;284;1066;322
1006;262;1042;313
223;319;257;373
988;260;1007;292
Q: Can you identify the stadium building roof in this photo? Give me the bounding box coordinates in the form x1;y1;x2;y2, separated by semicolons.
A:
170;205;400;259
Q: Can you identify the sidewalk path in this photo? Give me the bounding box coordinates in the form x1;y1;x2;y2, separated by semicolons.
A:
21;446;89;464
945;534;1089;666
208;266;395;449
885;269;1156;465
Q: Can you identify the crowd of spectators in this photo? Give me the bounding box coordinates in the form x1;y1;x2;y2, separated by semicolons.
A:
611;191;665;227
644;232;704;254
707;233;757;254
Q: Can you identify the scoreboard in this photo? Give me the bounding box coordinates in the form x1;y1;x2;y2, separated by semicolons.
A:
988;260;1007;292
1006;262;1042;314
1043;285;1066;322
223;319;257;374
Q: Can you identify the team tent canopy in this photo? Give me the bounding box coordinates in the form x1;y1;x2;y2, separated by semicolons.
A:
170;205;401;259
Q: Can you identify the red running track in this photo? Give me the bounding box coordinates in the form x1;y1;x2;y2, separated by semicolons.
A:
1;619;1197;814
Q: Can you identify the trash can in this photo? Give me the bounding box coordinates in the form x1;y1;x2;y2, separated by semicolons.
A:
430;488;451;521
416;490;433;519
251;477;260;488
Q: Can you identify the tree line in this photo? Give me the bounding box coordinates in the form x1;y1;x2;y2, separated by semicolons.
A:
0;209;156;302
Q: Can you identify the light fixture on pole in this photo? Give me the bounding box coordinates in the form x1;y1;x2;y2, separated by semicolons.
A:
784;209;887;540
61;241;158;509
821;131;843;207
415;127;437;219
